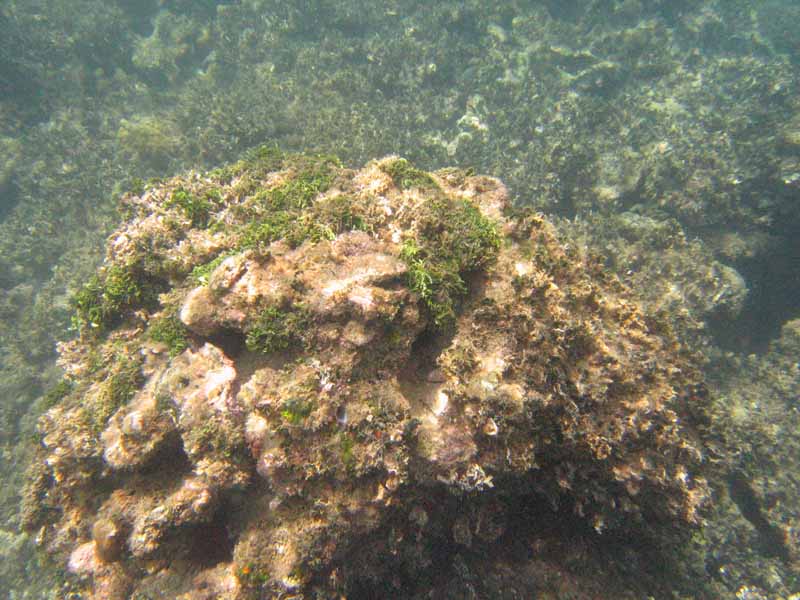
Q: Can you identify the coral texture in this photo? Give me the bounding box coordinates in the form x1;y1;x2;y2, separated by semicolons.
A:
23;152;710;598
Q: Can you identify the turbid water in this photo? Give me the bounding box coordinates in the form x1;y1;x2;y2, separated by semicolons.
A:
0;1;798;598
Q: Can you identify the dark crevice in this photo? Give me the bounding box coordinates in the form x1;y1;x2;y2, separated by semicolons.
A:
728;471;790;561
207;327;247;359
184;503;235;568
408;327;452;369
347;484;688;599
397;327;454;395
136;431;191;477
709;231;800;353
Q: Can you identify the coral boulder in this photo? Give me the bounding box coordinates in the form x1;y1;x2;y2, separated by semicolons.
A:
23;150;710;599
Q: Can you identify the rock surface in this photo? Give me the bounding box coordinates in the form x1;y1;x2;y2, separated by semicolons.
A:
23;151;712;599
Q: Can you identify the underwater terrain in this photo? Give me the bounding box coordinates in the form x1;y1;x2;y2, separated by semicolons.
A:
0;1;799;598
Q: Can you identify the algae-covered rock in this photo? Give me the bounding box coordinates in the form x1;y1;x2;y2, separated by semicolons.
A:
23;149;711;599
566;211;748;341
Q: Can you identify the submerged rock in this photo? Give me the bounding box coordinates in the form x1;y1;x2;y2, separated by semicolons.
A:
702;319;800;597
23;150;711;599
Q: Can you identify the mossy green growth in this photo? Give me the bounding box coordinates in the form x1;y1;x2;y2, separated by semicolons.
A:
128;177;146;196
381;157;439;190
165;187;219;228
187;418;247;463
147;314;190;357
239;154;341;251
90;353;145;431
283;217;336;248
262;155;340;211
239;210;293;250
41;378;74;409
401;197;501;327
339;432;356;473
245;305;309;355
311;194;371;235
71;265;151;335
214;144;285;183
280;397;314;425
286;194;370;247
207;148;351;251
245;307;292;354
106;355;145;408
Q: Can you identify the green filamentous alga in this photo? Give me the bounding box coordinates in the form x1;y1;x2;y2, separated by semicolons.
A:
401;195;501;327
165;187;221;228
71;264;150;335
147;313;190;357
245;305;309;355
381;157;439;190
238;154;341;251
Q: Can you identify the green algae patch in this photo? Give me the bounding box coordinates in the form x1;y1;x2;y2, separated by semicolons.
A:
41;378;74;410
282;194;373;248
190;253;233;286
210;144;286;184
185;417;247;464
236;154;341;251
89;352;145;432
71;264;157;335
245;306;308;355
164;187;220;228
258;155;339;211
401;196;501;327
280;397;314;425
147;313;190;357
338;431;356;473
381;157;440;190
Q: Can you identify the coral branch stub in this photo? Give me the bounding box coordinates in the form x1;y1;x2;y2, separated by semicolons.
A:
23;150;710;599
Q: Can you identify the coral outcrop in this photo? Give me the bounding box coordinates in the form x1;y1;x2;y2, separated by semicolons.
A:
23;151;711;598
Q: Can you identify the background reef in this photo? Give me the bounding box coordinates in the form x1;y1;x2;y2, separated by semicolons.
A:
0;0;799;598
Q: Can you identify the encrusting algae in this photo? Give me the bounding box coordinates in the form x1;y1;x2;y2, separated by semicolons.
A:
22;148;711;599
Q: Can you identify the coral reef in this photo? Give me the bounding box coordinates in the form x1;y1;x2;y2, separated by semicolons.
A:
23;153;711;599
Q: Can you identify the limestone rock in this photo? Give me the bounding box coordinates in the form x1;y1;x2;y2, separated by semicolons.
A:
23;151;711;599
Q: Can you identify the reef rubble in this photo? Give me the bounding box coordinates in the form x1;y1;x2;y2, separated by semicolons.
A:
23;151;712;599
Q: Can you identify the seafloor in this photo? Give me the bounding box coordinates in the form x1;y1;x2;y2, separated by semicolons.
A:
0;1;798;598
